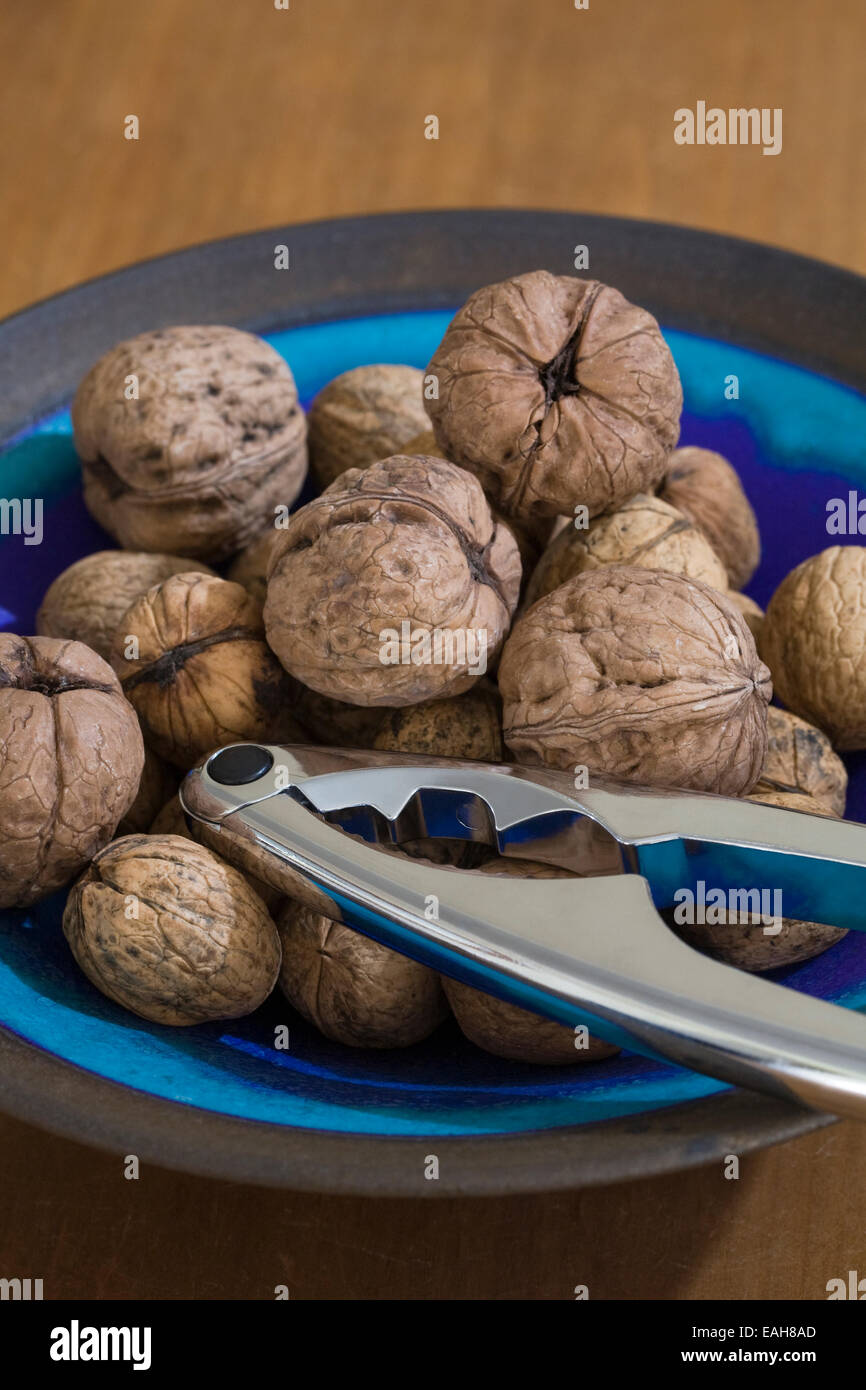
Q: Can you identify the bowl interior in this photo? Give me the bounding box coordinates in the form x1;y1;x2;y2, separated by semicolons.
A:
2;308;866;1139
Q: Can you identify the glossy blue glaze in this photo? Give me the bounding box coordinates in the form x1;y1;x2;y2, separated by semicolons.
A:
2;309;866;1136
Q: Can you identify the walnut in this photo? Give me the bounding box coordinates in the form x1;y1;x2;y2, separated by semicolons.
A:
63;834;281;1025
225;527;281;608
753;706;847;816
117;748;178;836
308;365;430;488
499;567;771;792
275;898;447;1047
673;789;846;971
524;494;728;607
150;794;283;910
658;446;760;589
727;591;764;648
442;858;620;1065
264;455;521;706
373;684;503;761
404;428;556;574
36;551;218;662
0;636;144;908
425;272;682;522
72;326;307;562
111;572;292;767
760;547;866;749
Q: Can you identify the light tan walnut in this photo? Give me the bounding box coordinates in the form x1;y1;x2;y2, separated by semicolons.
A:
0;636;144;908
150;794;283;911
524;494;727;607
673;789;847;971
442;858;620;1065
425;272;682;522
264;455;521;706
500;566;771;793
63;834;281;1025
111;572;293;767
753;706;847;816
275;898;447;1048
73;325;307;562
308;365;429;488
36;551;218;662
761;547;866;749
658;446;760;589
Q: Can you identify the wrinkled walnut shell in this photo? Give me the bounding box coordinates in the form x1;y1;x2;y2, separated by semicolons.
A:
37;550;218;661
264;455;521;706
290;685;389;748
373;684;504;761
442;859;619;1065
73;326;307;562
309;365;430;488
0;636;144;908
425;272;682;521
524;494;728;607
63;834;281;1025
673;789;846;971
500;567;771;793
754;706;847;816
112;572;292;767
658;446;760;589
761;546;866;749
276;898;447;1048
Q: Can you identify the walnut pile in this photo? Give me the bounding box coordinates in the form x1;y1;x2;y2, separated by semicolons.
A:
442;858;620;1065
658;446;761;589
72;326;307;562
111;571;292;767
308;364;430;488
276;898;447;1048
524;494;728;607
673;789;847;971
0;636;144;908
264;455;521;705
754;706;847;816
425;272;682;522
499;567;771;792
37;550;218;661
63;834;281;1025
761;546;866;749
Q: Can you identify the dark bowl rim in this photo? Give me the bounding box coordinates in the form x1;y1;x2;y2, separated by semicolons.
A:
2;207;863;1194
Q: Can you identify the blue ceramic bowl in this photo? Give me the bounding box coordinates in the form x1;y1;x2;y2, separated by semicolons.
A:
1;212;865;1193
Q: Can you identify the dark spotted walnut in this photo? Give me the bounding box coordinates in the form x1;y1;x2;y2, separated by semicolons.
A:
425;272;682;522
0;636;144;908
308;365;430;488
73;326;307;562
264;455;521;706
63;834;281;1025
373;684;504;761
754;706;847;815
290;684;390;748
37;551;218;662
149;794;283;910
524;494;727;608
442;858;620;1065
673;789;847;971
658;446;760;590
276;898;447;1048
500;566;771;793
111;572;293;767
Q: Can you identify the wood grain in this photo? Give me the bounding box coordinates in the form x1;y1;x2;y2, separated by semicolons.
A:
1;0;865;1301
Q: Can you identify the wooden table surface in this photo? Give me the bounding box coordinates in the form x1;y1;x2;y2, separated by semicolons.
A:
1;0;865;1300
